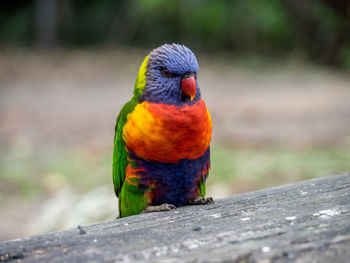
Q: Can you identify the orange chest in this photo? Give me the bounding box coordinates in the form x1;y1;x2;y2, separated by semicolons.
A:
123;100;212;163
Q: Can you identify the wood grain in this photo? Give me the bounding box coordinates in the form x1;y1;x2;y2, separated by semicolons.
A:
1;173;349;262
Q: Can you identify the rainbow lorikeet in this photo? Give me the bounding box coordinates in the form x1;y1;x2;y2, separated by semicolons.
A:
113;44;213;218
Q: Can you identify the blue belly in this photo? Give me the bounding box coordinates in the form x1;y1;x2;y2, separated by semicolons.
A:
129;148;210;207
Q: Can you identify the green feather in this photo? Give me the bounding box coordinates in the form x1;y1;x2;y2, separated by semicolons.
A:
112;99;137;195
133;56;148;99
112;99;137;215
113;55;150;217
199;180;206;197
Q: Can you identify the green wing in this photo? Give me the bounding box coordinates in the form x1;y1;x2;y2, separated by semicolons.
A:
199;147;210;197
113;99;138;199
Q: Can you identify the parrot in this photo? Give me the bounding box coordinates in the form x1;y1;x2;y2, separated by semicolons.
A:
113;43;213;218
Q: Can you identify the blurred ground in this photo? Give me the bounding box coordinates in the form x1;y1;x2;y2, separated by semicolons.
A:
0;48;350;241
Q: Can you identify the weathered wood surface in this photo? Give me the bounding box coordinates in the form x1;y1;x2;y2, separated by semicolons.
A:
1;173;349;263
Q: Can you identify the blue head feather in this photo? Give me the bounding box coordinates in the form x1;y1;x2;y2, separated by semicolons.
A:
142;43;201;105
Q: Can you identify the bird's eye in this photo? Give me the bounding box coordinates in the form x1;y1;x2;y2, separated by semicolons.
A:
161;68;173;78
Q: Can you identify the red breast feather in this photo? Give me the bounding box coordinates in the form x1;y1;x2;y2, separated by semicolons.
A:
123;100;212;163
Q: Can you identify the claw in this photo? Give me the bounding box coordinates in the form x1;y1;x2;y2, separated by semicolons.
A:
144;203;176;213
188;196;214;205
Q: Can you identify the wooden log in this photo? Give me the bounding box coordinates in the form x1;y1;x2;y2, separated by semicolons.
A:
1;173;349;262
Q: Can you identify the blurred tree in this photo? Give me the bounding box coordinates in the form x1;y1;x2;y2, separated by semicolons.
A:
0;0;349;67
0;0;33;46
59;0;120;46
35;0;58;47
284;0;350;65
107;0;138;44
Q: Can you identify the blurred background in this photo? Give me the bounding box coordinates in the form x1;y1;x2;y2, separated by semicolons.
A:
1;0;350;241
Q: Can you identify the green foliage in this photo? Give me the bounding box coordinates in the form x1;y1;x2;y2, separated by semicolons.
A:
132;0;294;53
0;0;349;65
61;0;120;45
340;47;350;69
0;5;33;45
228;0;294;52
181;1;231;47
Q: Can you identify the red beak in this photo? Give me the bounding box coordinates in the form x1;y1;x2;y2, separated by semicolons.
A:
181;76;196;101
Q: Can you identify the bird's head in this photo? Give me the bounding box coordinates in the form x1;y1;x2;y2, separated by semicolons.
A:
133;43;200;105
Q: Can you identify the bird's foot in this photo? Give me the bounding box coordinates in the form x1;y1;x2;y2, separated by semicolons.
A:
144;203;176;213
188;196;214;205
